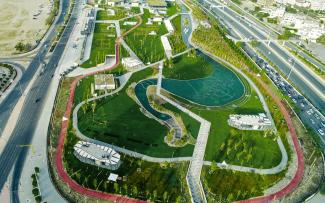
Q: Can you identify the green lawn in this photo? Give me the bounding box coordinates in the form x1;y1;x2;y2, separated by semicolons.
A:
167;2;180;17
81;23;116;68
317;34;325;45
163;52;214;80
162;73;282;168
124;9;168;63
278;28;297;40
161;102;201;139
168;15;188;55
197;96;280;169
63;126;189;202
120;16;138;34
76;67;195;157
96;7;128;20
201;166;283;202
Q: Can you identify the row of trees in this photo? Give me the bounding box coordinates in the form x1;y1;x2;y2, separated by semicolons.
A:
31;167;42;203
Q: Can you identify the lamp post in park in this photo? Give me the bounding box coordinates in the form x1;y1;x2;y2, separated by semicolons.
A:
287;57;295;80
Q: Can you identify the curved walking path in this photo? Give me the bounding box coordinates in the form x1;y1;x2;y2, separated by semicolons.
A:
55;15;147;202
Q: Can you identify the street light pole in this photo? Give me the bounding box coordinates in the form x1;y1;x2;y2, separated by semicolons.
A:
287;59;295;80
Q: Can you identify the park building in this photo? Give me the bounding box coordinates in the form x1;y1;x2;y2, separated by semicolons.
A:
164;19;174;33
73;141;121;170
161;35;172;58
227;113;272;131
94;74;116;90
122;57;143;70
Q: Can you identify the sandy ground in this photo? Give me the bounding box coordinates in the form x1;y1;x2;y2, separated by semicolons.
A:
0;0;52;56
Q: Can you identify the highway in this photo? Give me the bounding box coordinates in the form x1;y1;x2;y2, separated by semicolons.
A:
0;0;80;202
222;0;325;73
0;0;70;135
200;0;325;114
285;42;325;72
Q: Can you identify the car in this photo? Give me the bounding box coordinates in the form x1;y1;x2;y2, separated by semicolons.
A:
310;119;315;125
318;129;325;136
35;98;41;103
321;122;325;128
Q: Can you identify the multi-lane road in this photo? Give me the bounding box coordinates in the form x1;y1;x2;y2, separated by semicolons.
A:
202;0;325;114
0;0;80;202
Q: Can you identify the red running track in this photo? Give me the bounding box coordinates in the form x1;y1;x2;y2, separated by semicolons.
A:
55;16;148;202
237;81;305;203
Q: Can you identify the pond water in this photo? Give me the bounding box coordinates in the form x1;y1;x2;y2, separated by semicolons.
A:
134;51;245;120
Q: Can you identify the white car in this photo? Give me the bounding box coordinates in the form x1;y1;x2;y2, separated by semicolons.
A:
310;119;315;125
318;129;325;136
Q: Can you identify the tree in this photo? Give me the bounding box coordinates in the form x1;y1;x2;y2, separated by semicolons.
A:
163;191;168;202
227;193;234;201
209;160;218;174
123;184;128;194
91;101;97;120
175;195;182;203
32;188;39;196
15;42;25;52
132;186;138;196
153;190;158;200
34;167;40;173
114;183;119;193
93;179;98;189
35;195;42;203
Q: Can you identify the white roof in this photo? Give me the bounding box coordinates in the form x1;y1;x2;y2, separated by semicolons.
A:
74;141;120;165
108;173;118;182
164;19;174;33
229;113;271;126
161;36;172;51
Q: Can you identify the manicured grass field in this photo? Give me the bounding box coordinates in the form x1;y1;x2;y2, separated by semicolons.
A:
81;23;116;68
124;9;168;63
162;73;282;168
120;16;139;34
168;15;187;54
161;102;201;139
76;67;195;158
163;52;214;80
96;7;128;20
201;166;283;202
166;2;180;17
63;126;189;202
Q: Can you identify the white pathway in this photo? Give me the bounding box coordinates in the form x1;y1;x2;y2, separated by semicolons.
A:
156;62;210;203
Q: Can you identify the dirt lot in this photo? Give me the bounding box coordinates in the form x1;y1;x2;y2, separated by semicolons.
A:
0;0;52;56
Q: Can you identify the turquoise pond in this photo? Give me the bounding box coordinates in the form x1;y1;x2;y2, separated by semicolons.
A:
134;51;245;121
